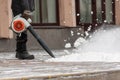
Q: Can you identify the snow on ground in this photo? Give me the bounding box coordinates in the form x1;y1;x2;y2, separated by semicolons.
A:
47;26;120;62
47;52;120;62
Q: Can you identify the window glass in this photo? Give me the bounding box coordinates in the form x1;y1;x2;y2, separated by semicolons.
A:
79;0;92;23
96;0;102;23
32;0;40;23
106;0;113;23
32;0;57;24
41;0;56;23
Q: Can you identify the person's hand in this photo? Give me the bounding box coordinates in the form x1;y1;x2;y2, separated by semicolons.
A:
22;10;33;19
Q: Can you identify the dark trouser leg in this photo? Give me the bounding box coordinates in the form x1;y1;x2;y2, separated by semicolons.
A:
16;31;27;52
16;31;34;59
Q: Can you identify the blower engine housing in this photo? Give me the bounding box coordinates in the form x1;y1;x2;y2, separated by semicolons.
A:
10;14;31;34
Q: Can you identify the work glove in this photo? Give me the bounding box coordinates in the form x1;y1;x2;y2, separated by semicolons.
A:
22;10;33;19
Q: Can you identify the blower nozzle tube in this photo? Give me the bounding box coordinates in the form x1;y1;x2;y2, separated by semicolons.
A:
27;26;55;58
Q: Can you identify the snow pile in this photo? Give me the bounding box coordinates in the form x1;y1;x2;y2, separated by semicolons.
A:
74;37;86;48
65;43;71;48
47;26;120;62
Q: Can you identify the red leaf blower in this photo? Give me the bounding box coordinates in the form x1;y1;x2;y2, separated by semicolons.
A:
10;14;55;58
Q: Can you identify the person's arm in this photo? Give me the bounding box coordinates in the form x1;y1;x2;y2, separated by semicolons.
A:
21;0;33;19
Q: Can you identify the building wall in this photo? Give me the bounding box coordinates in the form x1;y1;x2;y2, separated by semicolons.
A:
0;0;13;38
0;28;84;52
59;0;76;27
115;0;120;25
0;0;77;38
0;0;83;52
0;0;119;52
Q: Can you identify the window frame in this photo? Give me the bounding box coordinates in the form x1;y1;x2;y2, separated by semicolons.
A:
75;0;115;30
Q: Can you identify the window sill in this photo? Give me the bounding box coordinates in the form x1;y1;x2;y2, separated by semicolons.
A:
32;26;80;29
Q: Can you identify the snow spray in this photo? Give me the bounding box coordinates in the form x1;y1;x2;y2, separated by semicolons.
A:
47;25;120;62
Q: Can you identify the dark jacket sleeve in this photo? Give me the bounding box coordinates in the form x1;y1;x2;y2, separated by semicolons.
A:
11;0;35;15
21;0;30;11
21;0;35;12
11;0;23;16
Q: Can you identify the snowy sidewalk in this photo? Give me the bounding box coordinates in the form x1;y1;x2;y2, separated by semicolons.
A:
0;50;120;80
1;60;120;80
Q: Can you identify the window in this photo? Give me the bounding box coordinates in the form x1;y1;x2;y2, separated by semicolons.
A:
76;0;115;30
32;0;59;26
